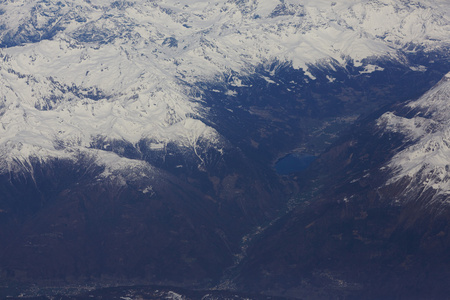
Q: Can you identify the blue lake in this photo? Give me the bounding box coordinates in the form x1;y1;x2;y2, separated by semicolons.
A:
275;153;317;175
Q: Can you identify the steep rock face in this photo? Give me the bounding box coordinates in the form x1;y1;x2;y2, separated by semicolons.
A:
236;75;450;299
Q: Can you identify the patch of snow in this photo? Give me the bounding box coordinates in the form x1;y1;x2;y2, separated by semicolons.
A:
410;65;428;72
167;291;184;300
304;70;317;80
225;90;237;96
142;186;154;194
326;75;336;83
260;75;277;84
360;64;385;74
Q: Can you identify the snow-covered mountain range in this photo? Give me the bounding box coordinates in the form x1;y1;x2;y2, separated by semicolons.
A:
1;0;450;297
0;0;449;175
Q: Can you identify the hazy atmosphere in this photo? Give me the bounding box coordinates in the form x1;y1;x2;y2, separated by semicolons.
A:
0;0;449;299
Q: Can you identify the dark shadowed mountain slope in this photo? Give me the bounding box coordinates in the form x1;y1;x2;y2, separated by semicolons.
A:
236;74;450;300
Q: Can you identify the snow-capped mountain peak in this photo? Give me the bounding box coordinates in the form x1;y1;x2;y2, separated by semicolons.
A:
378;73;450;204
